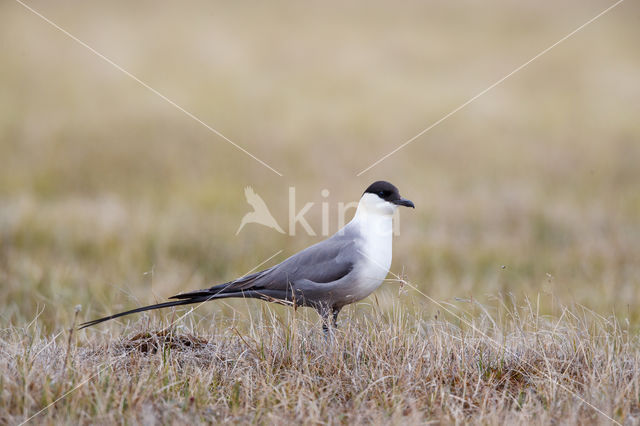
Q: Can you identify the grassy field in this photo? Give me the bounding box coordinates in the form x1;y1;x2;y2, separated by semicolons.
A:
1;0;639;424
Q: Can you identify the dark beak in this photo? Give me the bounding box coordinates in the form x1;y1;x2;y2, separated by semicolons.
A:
394;197;415;208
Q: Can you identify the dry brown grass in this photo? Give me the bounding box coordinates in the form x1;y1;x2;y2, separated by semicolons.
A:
1;0;640;424
2;300;639;424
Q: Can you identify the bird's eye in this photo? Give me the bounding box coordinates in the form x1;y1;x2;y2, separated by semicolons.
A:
379;191;386;197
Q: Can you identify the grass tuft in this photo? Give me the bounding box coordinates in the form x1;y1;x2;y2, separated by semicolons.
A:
1;301;639;424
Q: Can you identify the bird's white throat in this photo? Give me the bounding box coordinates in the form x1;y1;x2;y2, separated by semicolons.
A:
348;193;395;298
352;193;397;239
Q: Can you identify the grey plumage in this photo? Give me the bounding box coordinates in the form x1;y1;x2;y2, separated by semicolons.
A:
80;227;357;330
79;181;414;331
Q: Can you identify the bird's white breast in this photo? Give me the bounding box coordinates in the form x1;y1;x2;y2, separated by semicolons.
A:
358;228;392;290
348;201;394;301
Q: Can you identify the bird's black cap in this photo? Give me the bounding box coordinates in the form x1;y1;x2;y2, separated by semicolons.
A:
363;181;415;208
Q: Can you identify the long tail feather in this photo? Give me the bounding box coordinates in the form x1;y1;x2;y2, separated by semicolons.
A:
79;286;287;330
78;296;212;329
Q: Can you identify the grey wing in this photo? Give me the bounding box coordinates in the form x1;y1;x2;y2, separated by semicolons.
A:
270;236;357;286
170;234;357;299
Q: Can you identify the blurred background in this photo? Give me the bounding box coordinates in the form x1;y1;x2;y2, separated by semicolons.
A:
1;0;639;332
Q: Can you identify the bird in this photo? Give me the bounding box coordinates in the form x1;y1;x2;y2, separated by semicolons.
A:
236;186;285;235
79;181;415;332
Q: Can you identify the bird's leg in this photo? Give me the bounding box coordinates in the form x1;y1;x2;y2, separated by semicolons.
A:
332;307;341;329
318;305;332;335
322;322;330;334
321;312;331;335
321;307;342;340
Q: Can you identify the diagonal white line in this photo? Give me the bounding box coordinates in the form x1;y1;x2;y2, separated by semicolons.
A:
21;249;284;424
14;0;283;177
356;248;621;425
166;249;284;326
18;353;129;426
241;249;284;275
356;0;625;176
